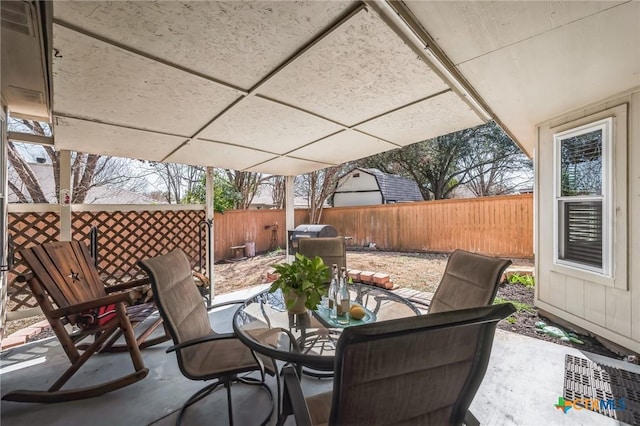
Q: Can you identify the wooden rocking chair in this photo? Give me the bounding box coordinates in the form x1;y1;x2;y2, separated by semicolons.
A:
2;241;168;403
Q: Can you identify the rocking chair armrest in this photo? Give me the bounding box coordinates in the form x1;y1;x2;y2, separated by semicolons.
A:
192;271;209;286
166;332;236;353
104;277;150;293
282;365;313;426
50;292;131;318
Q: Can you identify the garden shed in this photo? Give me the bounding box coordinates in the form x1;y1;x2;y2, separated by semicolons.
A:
333;168;423;207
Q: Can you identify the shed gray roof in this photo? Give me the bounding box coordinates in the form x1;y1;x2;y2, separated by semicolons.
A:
361;168;423;202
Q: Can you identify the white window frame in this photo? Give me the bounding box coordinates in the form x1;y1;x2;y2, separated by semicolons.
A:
553;117;613;277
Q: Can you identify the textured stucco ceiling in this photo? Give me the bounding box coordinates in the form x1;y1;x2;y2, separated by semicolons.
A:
44;1;639;174
49;1;485;175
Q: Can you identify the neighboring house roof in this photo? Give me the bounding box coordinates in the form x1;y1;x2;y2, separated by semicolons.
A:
337;168;423;203
7;162;158;204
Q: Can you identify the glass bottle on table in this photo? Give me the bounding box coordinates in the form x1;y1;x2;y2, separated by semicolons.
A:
337;266;350;324
328;264;338;319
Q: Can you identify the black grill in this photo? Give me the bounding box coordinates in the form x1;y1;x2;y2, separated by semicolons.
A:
288;224;338;255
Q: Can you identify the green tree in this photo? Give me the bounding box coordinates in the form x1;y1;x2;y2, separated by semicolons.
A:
223;170;271;209
182;170;240;213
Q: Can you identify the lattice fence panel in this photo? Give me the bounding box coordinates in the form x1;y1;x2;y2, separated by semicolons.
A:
7;212;60;311
73;210;206;284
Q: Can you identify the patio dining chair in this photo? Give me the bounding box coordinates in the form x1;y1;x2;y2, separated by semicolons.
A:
139;248;276;426
420;249;512;314
281;303;516;426
2;240;161;403
298;236;347;273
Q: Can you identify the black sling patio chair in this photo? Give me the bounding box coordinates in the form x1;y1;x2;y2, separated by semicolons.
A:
412;249;512;313
139;248;276;425
281;303;515;425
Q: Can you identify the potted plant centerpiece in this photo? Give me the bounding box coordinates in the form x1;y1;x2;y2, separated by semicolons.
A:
269;253;330;314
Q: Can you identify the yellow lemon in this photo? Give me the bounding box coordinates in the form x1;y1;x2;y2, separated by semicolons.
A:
350;305;366;320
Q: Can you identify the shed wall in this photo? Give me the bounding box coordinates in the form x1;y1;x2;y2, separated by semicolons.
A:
334;171;382;206
536;87;639;352
336;171;378;191
333;192;383;207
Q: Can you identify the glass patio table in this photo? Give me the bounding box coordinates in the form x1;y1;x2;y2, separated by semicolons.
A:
232;283;420;372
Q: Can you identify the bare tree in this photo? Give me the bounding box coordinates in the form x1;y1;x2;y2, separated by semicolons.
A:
142;162;203;204
270;175;286;209
7;141;47;202
461;122;533;197
361;121;531;200
296;165;347;223
8;119;144;203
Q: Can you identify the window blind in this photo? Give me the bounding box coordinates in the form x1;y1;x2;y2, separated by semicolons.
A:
562;201;602;268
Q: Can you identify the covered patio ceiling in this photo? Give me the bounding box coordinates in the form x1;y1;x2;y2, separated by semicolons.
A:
3;1;638;175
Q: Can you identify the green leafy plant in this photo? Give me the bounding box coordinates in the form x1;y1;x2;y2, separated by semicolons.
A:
494;296;534;313
269;253;330;310
507;272;535;288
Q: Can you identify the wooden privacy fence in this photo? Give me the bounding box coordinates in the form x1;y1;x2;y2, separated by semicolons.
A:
321;194;533;258
213;209;307;260
6;194;532;315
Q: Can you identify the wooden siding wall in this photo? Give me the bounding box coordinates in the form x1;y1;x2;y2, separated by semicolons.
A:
321;194;533;258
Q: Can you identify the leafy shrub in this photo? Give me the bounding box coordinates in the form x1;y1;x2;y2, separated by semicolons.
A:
507;272;535;288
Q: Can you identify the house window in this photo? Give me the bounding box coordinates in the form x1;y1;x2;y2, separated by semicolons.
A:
554;117;612;276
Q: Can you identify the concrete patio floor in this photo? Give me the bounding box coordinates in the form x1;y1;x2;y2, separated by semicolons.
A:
1;285;635;426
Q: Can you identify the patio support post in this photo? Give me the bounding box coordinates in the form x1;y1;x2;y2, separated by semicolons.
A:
205;166;215;300
1;106;8;335
59;150;72;242
285;175;294;262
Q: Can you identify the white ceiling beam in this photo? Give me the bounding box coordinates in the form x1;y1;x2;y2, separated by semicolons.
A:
7;131;54;146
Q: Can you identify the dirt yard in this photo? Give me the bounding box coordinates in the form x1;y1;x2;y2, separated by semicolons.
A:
3;250;623;359
214;250;619;358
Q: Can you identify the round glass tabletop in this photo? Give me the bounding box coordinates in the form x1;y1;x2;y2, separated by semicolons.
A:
232;283;420;371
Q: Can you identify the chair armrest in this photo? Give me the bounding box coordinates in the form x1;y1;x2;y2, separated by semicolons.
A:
282;365;313;426
166;332;236;353
207;299;246;310
104;277;150;293
50;292;131;318
192;271;209;286
464;410;480;426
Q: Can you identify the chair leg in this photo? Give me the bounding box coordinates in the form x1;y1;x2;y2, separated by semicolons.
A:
226;380;234;426
174;374;274;426
176;381;223;426
2;318;149;403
